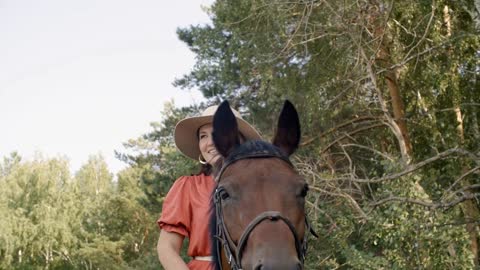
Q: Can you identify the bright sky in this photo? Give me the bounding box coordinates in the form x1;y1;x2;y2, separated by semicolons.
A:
0;0;212;175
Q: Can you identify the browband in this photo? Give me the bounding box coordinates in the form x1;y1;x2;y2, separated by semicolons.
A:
215;140;293;182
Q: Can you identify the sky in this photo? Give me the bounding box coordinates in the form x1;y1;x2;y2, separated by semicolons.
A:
0;0;213;175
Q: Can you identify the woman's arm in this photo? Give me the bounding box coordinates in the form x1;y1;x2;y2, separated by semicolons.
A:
157;230;190;270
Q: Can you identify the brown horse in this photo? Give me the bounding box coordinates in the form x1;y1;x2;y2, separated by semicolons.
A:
210;100;317;270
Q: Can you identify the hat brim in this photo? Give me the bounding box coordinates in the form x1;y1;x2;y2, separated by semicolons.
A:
174;115;261;160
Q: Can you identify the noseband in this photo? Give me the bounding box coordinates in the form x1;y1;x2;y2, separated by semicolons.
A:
213;141;317;270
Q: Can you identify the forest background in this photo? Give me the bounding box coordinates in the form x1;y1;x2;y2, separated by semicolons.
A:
1;0;479;269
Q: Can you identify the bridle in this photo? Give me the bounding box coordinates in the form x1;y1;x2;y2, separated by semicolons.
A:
213;141;318;270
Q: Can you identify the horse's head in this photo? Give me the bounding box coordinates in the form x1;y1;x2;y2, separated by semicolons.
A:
210;100;313;270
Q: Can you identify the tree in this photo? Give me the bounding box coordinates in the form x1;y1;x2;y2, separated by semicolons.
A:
0;155;79;269
0;152;161;269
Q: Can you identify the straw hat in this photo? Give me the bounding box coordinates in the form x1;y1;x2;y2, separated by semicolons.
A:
174;105;262;160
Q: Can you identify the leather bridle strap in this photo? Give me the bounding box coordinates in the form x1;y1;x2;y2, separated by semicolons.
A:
215;186;311;270
214;140;293;183
214;189;242;270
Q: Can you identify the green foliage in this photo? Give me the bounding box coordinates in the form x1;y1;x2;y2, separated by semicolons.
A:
362;179;473;269
0;154;161;269
0;155;77;269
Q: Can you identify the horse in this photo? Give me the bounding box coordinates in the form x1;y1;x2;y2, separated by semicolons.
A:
209;100;317;270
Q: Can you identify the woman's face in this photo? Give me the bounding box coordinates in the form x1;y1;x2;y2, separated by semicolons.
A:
198;123;220;165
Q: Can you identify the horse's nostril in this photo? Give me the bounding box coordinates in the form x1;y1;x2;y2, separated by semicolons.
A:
254;264;263;270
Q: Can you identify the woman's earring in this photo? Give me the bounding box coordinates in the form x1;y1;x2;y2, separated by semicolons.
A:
199;154;207;165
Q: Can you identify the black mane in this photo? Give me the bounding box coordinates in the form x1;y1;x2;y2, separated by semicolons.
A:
208;140;292;270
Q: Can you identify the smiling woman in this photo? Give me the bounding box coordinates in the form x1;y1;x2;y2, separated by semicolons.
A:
156;104;261;270
198;124;221;165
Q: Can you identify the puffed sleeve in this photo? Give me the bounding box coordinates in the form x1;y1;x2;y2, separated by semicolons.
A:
157;176;192;238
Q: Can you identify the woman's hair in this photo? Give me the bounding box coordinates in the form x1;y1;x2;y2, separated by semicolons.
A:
196;163;213;176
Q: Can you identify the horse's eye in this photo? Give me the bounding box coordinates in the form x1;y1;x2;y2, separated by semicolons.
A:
300;184;309;198
219;189;230;201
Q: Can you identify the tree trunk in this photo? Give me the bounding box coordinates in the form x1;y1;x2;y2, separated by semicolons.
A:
371;2;413;158
383;62;413;157
444;5;479;266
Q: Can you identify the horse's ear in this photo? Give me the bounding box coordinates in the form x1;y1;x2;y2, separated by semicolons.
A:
213;101;240;157
273;100;300;156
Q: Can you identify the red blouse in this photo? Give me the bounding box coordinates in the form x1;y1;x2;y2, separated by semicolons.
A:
158;174;215;270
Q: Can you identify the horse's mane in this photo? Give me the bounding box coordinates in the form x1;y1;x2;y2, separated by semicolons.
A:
208;140;291;270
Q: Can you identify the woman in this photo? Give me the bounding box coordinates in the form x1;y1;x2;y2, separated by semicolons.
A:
156;104;261;270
